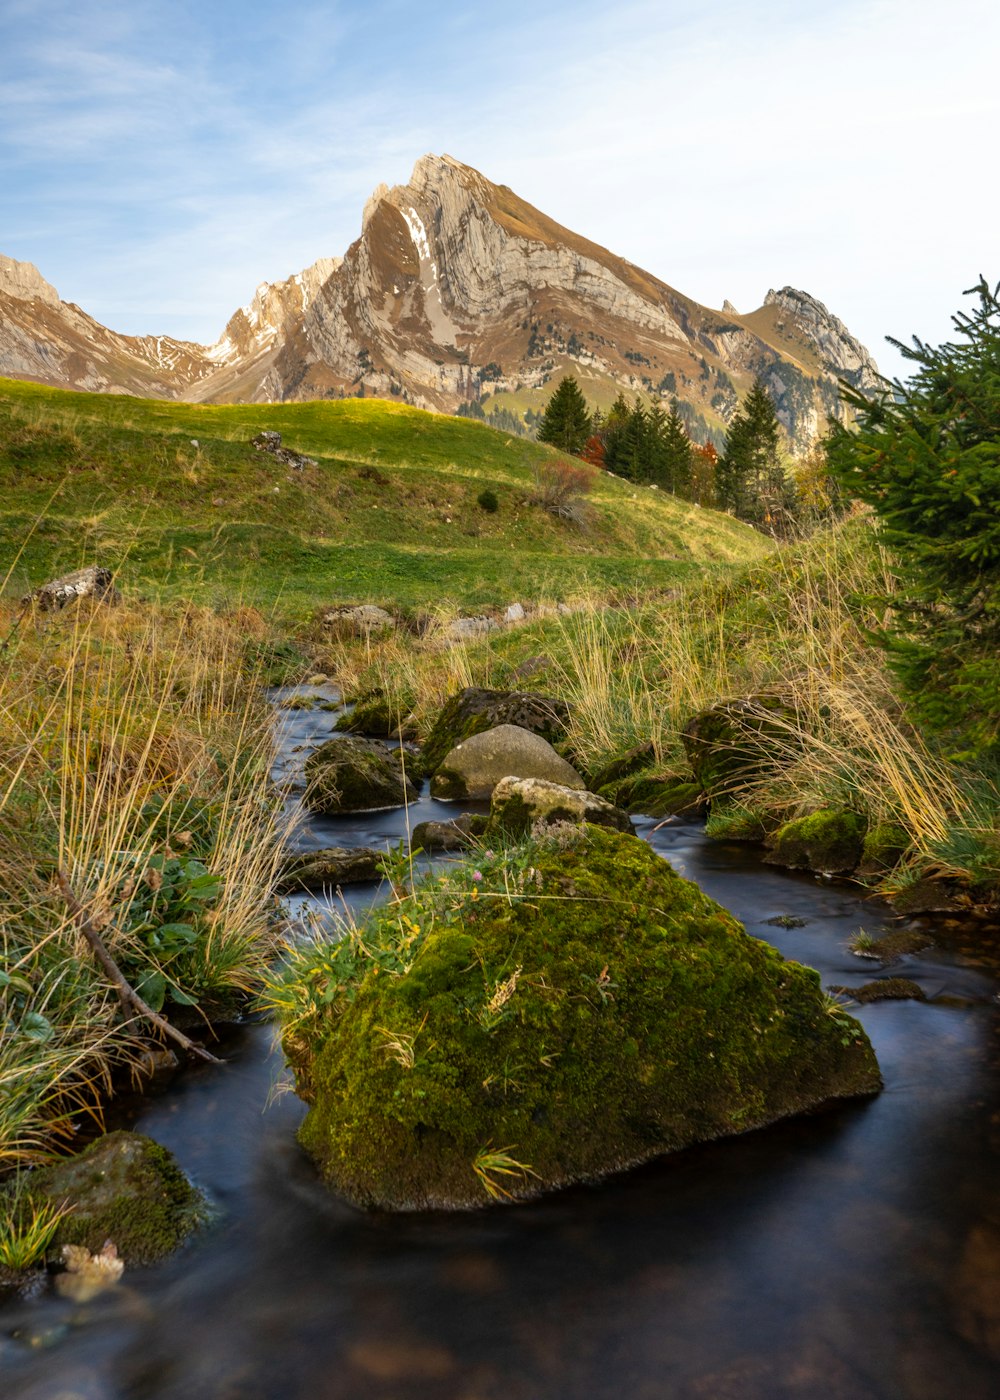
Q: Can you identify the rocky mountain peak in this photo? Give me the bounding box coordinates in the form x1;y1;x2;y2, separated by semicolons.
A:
764;285;883;392
0;158;882;450
0;254;60;307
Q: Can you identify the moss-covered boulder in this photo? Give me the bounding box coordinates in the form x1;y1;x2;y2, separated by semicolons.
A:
681;695;798;799
304;735;419;814
766;809;867;874
597;769;704;818
421;688;571;778
487;776;633;839
285;828;881;1211
26;1131;206;1266
431;724;584;801
278;846;382;891
587;741;656;792
334;689;417;739
859;822;911;876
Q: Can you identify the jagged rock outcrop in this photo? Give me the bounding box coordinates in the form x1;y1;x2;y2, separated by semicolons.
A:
0;156;881;450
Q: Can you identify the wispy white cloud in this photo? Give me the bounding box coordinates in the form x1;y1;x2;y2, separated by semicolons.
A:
1;0;997;374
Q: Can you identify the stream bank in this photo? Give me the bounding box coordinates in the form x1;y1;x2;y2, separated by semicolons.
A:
4;684;1000;1399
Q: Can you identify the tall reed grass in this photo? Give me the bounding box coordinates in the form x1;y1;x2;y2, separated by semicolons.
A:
0;592;289;1168
314;516;999;886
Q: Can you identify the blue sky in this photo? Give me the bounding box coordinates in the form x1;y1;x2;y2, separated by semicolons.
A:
2;0;998;379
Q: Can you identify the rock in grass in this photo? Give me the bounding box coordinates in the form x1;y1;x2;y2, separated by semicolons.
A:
287;827;881;1211
27;1131;206;1266
859;821;911;875
278;847;382;891
304;735;419;814
321;604;396;637
25;565;120;611
766;809;867;874
430;725;584;801
487;775;633;838
421;687;571;778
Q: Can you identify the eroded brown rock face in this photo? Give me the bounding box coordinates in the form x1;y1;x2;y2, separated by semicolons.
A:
0;157;879;451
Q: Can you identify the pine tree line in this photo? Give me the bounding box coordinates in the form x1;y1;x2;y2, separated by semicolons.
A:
533;373;812;532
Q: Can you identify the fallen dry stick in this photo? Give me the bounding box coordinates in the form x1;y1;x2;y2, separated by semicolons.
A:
57;871;225;1065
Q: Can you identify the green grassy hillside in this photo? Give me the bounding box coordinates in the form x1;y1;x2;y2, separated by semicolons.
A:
0;378;766;615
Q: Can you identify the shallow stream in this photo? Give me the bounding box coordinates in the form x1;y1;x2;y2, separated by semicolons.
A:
4;685;1000;1398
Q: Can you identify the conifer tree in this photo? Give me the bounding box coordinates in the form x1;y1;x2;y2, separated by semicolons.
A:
602;392;632;474
717;378;795;532
826;276;1000;757
537;376;592;456
661;401;694;495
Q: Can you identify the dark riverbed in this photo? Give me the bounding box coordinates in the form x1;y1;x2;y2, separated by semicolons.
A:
4;685;1000;1399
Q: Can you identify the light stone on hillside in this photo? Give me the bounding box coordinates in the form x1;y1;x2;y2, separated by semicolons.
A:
441;616;499;642
322;605;396;636
430;723;585;801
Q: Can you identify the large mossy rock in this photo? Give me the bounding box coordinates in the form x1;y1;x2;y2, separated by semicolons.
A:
682;695;798;799
304;735;419;814
430;724;584;801
288;827;881;1211
766;809;868;874
421;687;571;778
27;1131;206;1266
487;775;633;838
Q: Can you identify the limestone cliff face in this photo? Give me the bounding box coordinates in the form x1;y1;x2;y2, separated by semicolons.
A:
0;255;60;307
763;286;883;393
0;156;881;449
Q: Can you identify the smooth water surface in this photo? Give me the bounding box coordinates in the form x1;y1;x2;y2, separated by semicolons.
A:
4;687;1000;1399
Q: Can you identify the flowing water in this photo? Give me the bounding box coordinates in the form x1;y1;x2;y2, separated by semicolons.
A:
4;686;1000;1399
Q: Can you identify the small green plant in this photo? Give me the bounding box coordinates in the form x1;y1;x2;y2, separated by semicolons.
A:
476;488;499;513
98;852;225;1012
821;991;860;1047
471;1144;539;1201
0;1177;72;1269
849;929;879;958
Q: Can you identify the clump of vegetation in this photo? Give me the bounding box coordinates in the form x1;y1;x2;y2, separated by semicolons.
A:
476;488;499;514
0;1175;71;1270
0;588;288;1169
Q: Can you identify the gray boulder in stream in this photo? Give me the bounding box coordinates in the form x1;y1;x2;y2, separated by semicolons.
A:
304;736;419;814
486;776;633;838
430;724;584;801
420;687;571;778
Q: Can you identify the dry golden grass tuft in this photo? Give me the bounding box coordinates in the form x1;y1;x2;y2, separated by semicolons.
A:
0;591;291;1168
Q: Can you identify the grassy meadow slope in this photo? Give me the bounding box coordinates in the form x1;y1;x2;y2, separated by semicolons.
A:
0;378;765;616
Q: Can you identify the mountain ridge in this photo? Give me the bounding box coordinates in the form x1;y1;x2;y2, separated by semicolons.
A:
0;155;882;451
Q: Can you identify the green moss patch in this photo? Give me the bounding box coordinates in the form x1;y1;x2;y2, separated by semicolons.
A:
26;1131;207;1266
277;827;880;1211
766;809;868;874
